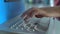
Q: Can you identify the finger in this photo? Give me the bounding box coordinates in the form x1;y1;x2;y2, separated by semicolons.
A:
21;8;33;18
35;14;45;18
21;8;32;18
28;9;38;17
21;7;39;21
24;8;38;19
24;16;30;21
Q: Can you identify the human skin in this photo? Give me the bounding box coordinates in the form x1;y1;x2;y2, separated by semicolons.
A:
21;7;60;21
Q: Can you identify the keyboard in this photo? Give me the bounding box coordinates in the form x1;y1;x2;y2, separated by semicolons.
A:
0;15;54;34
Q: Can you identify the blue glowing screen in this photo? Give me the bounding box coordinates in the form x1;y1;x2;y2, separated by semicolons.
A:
0;0;25;24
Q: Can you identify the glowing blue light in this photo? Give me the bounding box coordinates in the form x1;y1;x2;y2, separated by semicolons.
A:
0;0;25;24
0;0;7;24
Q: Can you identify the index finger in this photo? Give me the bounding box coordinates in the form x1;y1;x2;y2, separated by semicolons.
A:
21;7;39;19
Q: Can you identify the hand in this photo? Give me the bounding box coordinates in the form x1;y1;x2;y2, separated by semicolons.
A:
21;7;60;21
21;8;47;21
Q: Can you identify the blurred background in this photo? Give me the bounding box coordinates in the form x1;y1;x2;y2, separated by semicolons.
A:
0;0;25;24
